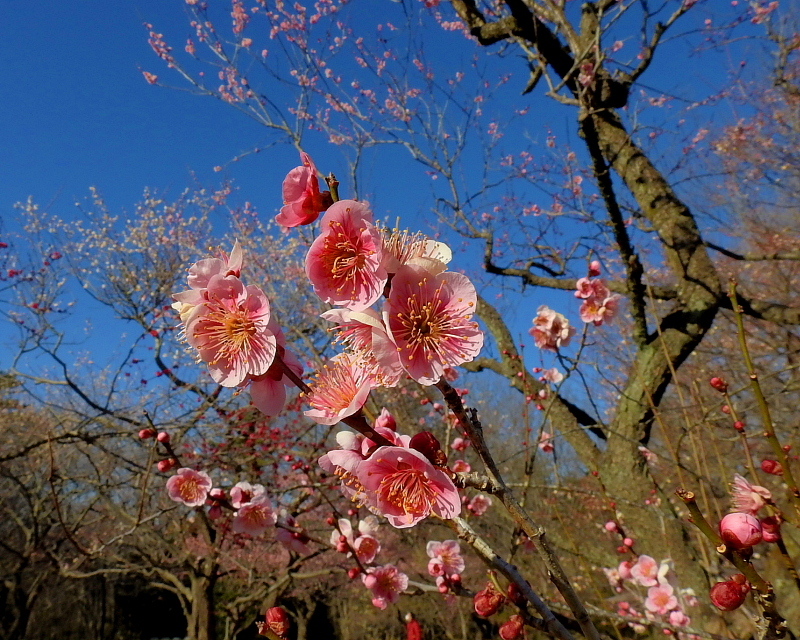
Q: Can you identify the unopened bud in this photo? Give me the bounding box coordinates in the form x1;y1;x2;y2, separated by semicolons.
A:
347;567;360;579
710;575;749;611
474;582;505;617
760;516;782;543
761;459;784;476
138;428;157;439
721;404;731;414
709;377;728;392
157;458;177;473
410;431;445;465
499;615;524;640
264;607;291;638
157;431;171;444
719;512;762;549
733;421;745;432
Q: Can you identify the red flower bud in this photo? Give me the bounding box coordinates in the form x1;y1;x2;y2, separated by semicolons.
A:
157;458;177;473
506;582;525;607
265;607;291;638
710;575;749;611
733;421;746;432
347;567;361;579
760;515;782;543
761;459;784;475
474;582;505;617
709;377;728;392
157;431;171;444
410;431;445;465
721;404;731;414
138;428;157;439
719;512;762;549
499;615;524;640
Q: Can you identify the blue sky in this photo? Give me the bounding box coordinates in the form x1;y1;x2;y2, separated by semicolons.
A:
0;0;772;387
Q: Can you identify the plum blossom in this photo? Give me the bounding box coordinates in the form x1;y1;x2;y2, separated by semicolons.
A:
232;494;277;536
385;264;483;385
380;227;452;275
719;512;762;549
357;446;461;528
276;152;332;227
321;308;403;386
730;474;771;514
230;481;266;508
538;432;554;453
166;468;212;507
575;278;621;326
644;583;678;615
304;353;373;425
529;305;575;351
362;564;408;609
426;540;465;577
305;200;387;311
172;241;244;321
467;494;492;516
182;275;276;386
629;554;659;587
330;516;382;564
373;408;397;431
275;512;311;555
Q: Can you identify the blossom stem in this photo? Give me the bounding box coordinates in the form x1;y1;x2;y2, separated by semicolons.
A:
325;173;339;202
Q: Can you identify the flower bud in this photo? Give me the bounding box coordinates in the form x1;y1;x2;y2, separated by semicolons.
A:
347;567;360;579
410;431;446;465
499;615;524;640
138;428;157;439
604;521;618;532
588;260;602;277
719;512;762;549
157;431;171;444
623;537;634;547
506;582;526;607
709;377;728;392
760;515;781;543
761;459;783;476
710;575;749;611
265;607;291;638
733;421;745;432
474;582;505;617
157;458;177;473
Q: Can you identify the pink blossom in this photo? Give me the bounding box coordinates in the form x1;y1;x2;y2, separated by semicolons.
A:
579;293;621;325
730;474;771;514
166;468;213;507
232;494;276;536
172;241;244;320
321;308;403;386
529;305;575;352
629;555;659;587
668;609;691;627
275;152;332;227
467;494;492;516
426;540;465;576
374;408;397;431
617;560;633;580
380;228;452;275
305;200;386;310
354;534;381;564
357;446;461;528
361;564;408;609
541;367;564;383
230;481;266;508
183;275;276;386
304;354;373;425
451;459;471;473
385;264;483;385
538;432;555;453
719;512;762;549
645;583;678;615
451;437;469;451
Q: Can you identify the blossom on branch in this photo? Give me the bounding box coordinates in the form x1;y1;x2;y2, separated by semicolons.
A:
276;152;332;227
529;305;575;351
730;474;771;514
385;264;483;385
426;539;465;577
181;274;277;386
304;353;373;425
361;564;408;609
357;446;460;528
232;493;277;536
166;468;213;507
306;199;387;311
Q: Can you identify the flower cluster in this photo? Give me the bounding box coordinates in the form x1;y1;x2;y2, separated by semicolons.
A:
575;275;621;326
172;241;303;415
529;305;575;351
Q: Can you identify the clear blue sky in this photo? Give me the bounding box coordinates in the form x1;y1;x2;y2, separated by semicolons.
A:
0;0;769;382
